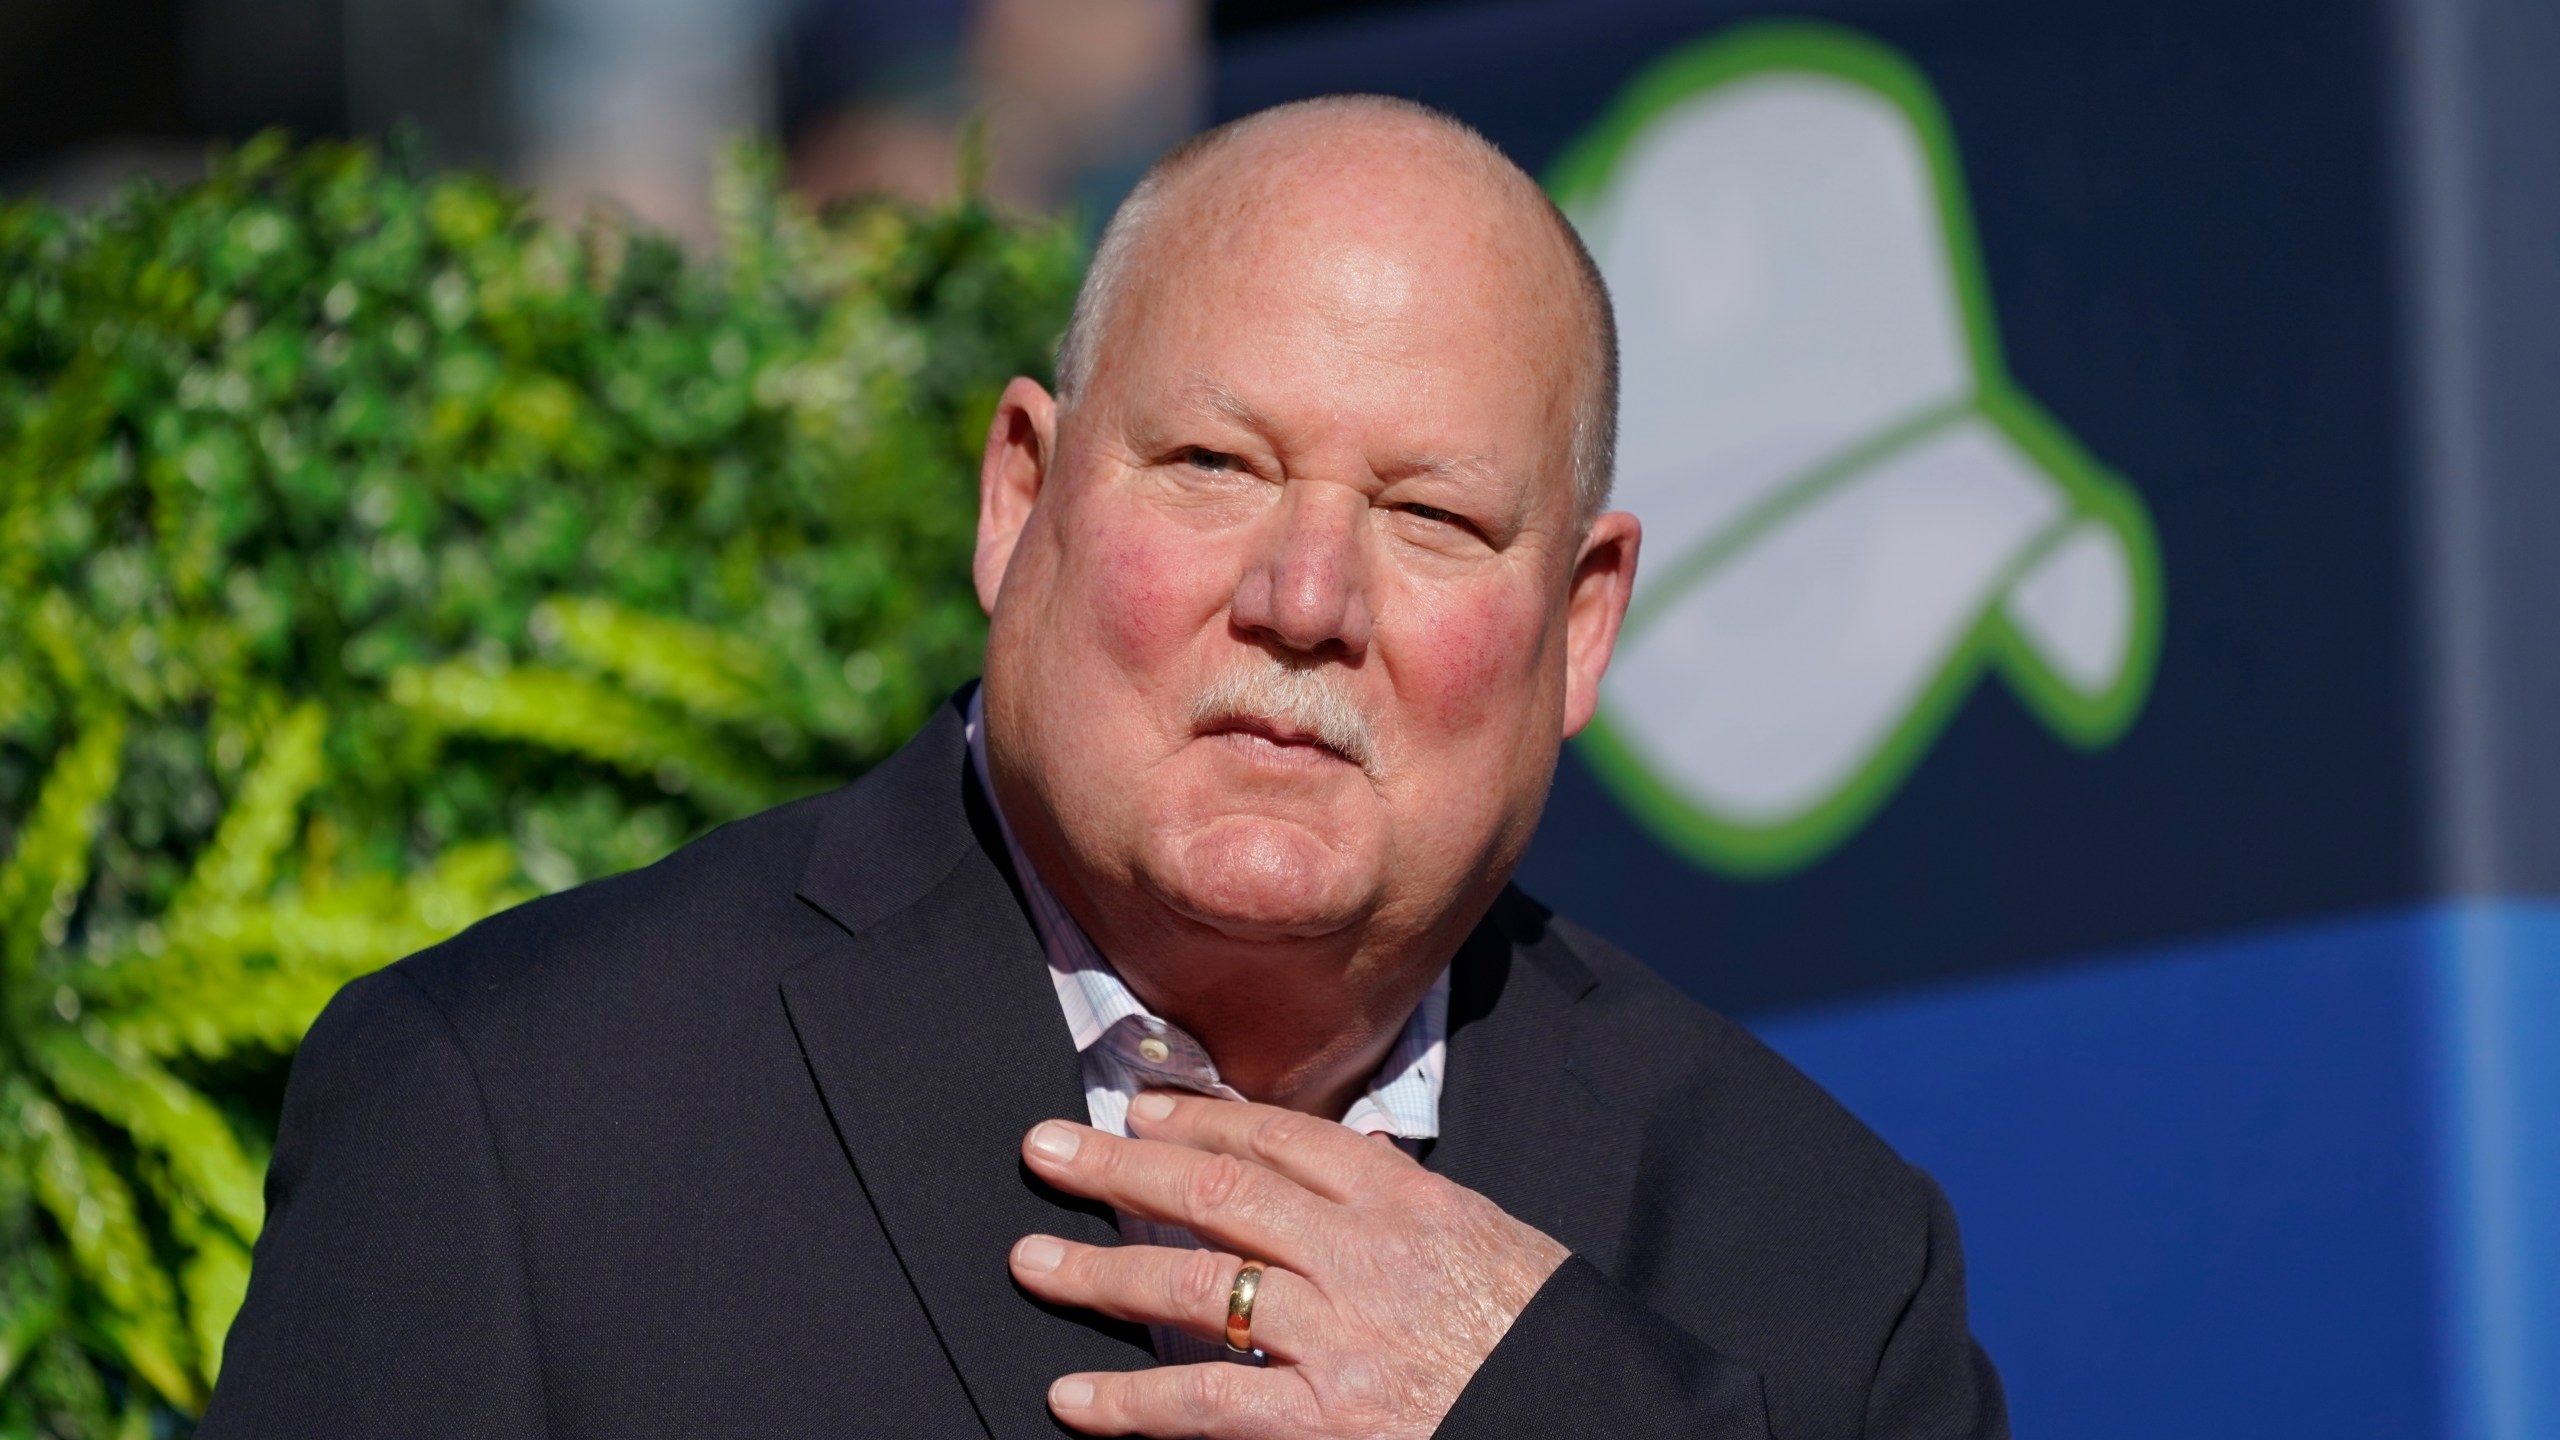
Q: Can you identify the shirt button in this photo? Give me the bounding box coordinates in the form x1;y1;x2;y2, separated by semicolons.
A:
1138;1037;1171;1064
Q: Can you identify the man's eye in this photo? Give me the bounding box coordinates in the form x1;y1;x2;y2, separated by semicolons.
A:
1178;447;1241;474
1400;503;1466;529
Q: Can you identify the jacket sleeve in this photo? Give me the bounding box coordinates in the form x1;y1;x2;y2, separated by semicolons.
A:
1435;1175;2009;1440
1433;1257;1772;1440
198;967;549;1438
1863;1179;2008;1440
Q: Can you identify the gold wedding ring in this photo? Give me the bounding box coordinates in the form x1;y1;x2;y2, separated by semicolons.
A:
1223;1260;1267;1354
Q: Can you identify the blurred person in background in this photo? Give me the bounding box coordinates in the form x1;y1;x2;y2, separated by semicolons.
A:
781;0;1206;215
523;0;1205;239
1;0;1202;240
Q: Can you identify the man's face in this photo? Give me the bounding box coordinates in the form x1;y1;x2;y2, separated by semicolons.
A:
976;139;1637;959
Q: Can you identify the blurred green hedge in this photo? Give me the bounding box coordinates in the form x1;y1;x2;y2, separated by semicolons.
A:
0;133;1080;1433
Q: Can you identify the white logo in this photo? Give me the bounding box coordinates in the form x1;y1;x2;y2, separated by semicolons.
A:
1557;24;2162;875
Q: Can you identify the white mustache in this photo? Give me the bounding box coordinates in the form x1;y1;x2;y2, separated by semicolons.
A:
1189;663;1379;773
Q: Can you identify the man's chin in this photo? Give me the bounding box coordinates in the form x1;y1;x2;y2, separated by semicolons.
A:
1140;820;1380;943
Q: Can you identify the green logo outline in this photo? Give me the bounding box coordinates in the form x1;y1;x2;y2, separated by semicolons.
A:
1549;20;2166;879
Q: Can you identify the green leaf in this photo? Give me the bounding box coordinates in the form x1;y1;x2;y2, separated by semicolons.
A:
534;596;776;725
163;701;325;926
89;842;530;1060
0;710;124;993
11;1089;199;1412
389;661;775;815
27;1030;264;1240
168;1196;251;1390
0;1276;59;1391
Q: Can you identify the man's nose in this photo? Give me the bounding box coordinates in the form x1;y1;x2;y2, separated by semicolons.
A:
1230;481;1375;657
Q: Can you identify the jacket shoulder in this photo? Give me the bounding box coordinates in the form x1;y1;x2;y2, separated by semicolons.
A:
1542;907;1942;1235
385;786;843;1032
1534;908;1970;1432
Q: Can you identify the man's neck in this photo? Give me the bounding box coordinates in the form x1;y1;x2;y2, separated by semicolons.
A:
1103;935;1438;1119
970;688;1468;1120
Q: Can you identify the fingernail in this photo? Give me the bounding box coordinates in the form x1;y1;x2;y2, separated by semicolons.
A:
1015;1235;1066;1273
1030;1122;1082;1162
1130;1092;1175;1123
1052;1378;1095;1410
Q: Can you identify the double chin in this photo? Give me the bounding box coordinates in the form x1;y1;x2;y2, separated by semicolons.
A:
1140;812;1385;942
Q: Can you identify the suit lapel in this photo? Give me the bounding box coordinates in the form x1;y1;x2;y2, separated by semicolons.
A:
781;705;1151;1440
1429;892;1648;1275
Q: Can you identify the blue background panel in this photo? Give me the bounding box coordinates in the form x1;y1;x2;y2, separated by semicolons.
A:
1751;906;2558;1439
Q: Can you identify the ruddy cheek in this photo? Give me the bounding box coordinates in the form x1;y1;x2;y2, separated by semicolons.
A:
1409;591;1551;732
1079;518;1234;670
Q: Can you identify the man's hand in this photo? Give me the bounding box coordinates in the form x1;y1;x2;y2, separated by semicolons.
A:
1010;1091;1571;1440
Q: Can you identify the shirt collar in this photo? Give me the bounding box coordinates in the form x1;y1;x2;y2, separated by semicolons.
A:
964;688;1445;1140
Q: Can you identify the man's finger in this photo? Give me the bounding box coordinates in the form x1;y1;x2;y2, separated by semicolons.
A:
1125;1090;1415;1203
1048;1360;1317;1440
1023;1121;1332;1268
1010;1236;1322;1362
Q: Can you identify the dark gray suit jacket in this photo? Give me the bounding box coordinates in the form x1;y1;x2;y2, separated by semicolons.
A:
201;698;2006;1439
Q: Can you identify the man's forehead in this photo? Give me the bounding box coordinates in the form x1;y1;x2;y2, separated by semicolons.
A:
1146;373;1509;478
1180;376;1267;428
1121;235;1563;419
1146;121;1569;311
1179;108;1520;224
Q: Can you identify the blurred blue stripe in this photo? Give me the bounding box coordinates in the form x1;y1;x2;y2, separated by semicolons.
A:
1749;903;2558;1439
2431;904;2560;1440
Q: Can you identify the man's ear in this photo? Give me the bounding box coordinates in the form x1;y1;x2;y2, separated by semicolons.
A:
1561;509;1641;740
974;376;1060;615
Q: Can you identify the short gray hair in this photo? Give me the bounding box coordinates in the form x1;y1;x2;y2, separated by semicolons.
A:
1053;95;1620;525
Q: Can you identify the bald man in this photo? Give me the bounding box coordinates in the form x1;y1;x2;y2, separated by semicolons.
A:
205;98;2006;1440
